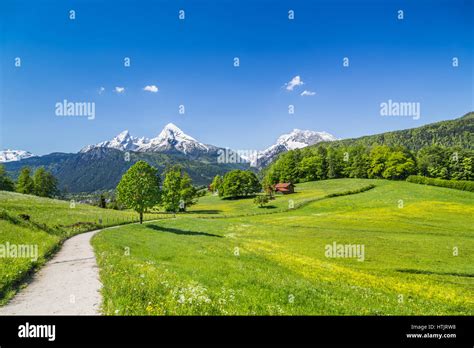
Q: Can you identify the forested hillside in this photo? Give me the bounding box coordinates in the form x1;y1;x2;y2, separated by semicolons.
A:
322;112;473;151
264;112;474;185
4;148;249;193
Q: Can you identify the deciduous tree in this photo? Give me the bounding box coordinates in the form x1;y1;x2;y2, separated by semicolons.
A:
116;161;161;223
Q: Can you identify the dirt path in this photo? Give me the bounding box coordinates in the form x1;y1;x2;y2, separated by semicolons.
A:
0;219;165;315
0;229;103;315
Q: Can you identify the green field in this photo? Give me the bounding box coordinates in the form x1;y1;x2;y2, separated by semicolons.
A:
1;179;472;314
187;178;373;217
0;191;161;304
91;179;474;315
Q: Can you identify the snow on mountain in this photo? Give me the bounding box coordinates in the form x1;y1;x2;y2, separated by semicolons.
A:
138;123;209;154
80;124;336;167
0;149;35;163
276;129;337;150
80;130;149;153
80;123;209;155
254;129;337;167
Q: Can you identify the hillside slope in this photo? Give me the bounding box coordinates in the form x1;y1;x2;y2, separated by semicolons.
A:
4;148;249;193
316;112;473;151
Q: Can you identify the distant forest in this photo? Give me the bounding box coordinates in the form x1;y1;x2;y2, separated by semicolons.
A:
264;112;474;185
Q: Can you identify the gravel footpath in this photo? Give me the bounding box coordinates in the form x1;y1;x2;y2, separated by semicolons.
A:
0;229;103;315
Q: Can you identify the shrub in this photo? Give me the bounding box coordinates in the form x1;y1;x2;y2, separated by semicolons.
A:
326;184;376;197
406;175;474;192
254;195;270;208
19;214;30;221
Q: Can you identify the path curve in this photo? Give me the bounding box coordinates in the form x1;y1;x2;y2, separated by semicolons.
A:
0;229;102;315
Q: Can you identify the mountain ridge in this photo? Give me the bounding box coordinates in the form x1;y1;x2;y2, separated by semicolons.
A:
254;128;337;167
78;123;335;166
4;112;471;193
3;148;250;193
79;123;337;162
79;123;213;155
309;111;473;151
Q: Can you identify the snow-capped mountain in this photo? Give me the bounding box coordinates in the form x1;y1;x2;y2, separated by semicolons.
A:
141;123;210;154
81;123;212;155
276;129;337;150
252;129;337;167
81;124;336;167
0;149;35;163
80;130;151;153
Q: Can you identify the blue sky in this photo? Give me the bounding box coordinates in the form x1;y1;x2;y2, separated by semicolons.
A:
1;0;472;155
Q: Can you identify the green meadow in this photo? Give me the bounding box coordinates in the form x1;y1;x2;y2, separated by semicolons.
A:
0;191;160;304
91;179;474;315
186;178;372;217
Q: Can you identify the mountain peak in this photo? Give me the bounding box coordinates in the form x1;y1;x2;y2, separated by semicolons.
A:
78;123;335;162
277;129;337;148
151;123;208;154
157;123;189;140
163;123;181;132
81;123;209;155
116;130;131;139
254;128;337;168
0;149;34;163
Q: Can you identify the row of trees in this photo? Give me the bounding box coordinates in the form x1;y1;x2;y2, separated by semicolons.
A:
210;169;261;198
116;161;202;223
0;165;58;198
264;144;473;185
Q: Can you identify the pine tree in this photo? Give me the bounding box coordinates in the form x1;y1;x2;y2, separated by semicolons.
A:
16;167;34;194
0;165;15;191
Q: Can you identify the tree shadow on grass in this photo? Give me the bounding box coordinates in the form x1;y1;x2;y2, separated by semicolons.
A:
146;224;223;238
257;205;277;209
184;209;222;215
222;195;257;200
396;268;474;278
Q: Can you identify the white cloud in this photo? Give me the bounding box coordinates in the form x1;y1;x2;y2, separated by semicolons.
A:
114;87;125;94
300;90;316;96
98;87;105;95
285;75;304;91
143;85;159;93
